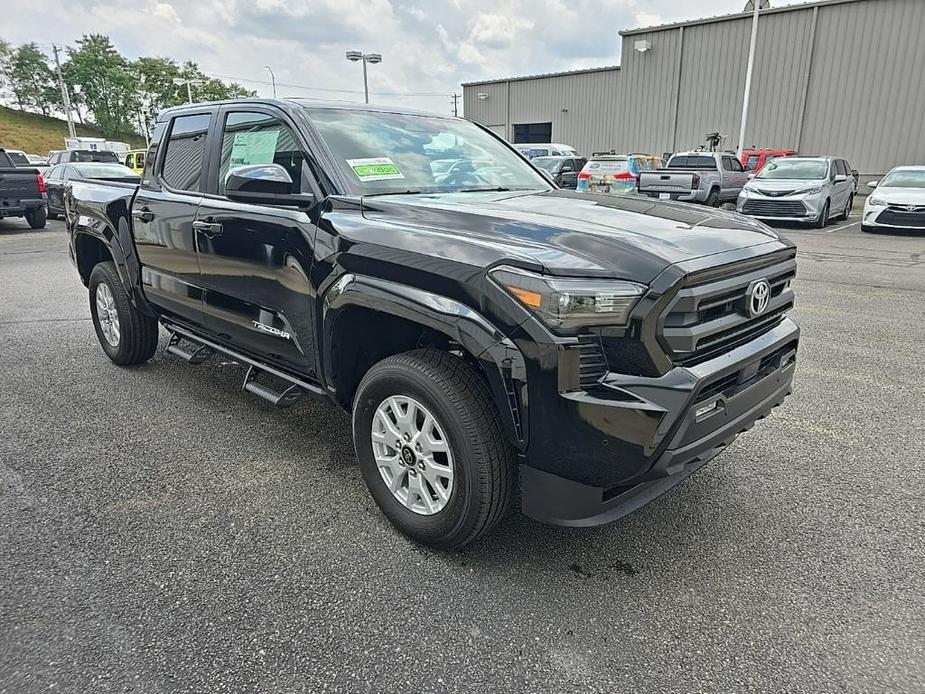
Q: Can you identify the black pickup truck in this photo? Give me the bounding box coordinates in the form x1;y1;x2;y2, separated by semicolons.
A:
0;149;47;228
66;99;799;548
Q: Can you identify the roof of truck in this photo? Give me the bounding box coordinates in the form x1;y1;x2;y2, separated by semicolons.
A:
158;98;451;122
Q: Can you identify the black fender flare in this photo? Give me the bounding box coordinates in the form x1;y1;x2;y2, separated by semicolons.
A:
322;273;528;448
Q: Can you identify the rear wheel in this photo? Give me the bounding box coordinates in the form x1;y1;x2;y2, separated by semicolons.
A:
25;207;46;229
814;200;830;228
706;188;720;207
89;262;159;365
352;349;514;549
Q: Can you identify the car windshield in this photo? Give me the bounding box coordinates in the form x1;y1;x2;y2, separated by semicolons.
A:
71;150;120;163
667;155;716;169
532;157;564;172
73;163;139;178
6;151;30;166
304;107;550;194
758;159;828;180
880;170;925;188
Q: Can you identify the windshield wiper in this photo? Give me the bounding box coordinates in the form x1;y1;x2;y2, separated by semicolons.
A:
363;189;425;197
456;186;516;193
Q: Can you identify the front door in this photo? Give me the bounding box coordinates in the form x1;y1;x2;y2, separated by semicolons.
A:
132;113;212;329
194;107;319;376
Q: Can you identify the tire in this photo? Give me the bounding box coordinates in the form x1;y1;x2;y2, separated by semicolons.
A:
25;206;46;229
861;224;877;234
88;261;159;365
837;194;853;221
352;349;514;549
706;188;720;207
814;200;830;229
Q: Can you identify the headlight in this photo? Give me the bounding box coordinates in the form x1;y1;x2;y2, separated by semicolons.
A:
491;266;644;332
739;188;751;199
798;185;824;195
867;196;887;207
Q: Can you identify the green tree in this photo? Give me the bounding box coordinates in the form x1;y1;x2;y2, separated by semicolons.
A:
9;43;56;115
66;34;137;134
0;39;14;104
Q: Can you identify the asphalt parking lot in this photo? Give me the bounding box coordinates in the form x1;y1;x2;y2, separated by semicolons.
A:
1;212;923;693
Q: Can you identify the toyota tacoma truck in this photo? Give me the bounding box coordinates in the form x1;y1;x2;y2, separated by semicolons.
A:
65;99;799;548
638;151;749;207
0;149;48;228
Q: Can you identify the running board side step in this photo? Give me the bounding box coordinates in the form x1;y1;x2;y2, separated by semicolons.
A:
166;332;214;364
243;365;303;408
161;322;327;407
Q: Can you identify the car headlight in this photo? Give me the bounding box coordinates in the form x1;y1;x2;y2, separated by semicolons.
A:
797;185;824;195
739;188;751;199
491;266;645;332
867;196;887;207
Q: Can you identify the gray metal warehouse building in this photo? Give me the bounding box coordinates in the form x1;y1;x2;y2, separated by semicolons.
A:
462;0;925;174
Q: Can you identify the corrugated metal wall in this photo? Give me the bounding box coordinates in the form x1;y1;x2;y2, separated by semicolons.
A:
462;0;925;173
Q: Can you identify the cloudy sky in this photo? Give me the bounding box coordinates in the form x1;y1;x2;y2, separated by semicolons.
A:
5;0;815;114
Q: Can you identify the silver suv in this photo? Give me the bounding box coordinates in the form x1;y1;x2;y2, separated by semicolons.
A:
737;156;856;228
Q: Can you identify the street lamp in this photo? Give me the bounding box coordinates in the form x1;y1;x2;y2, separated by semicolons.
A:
172;77;205;105
264;65;277;98
345;50;382;104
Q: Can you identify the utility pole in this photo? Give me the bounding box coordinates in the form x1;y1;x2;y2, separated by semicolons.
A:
52;44;76;138
451;93;460;117
265;65;277;98
736;1;761;159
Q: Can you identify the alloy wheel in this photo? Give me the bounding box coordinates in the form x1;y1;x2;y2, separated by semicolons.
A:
95;282;121;347
371;395;454;515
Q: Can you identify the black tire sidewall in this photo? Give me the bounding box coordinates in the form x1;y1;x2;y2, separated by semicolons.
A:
26;207;47;229
89;263;135;364
816;201;829;228
353;361;481;546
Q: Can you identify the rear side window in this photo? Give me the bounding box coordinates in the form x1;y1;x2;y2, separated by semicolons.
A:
216;111;304;195
161;114;211;192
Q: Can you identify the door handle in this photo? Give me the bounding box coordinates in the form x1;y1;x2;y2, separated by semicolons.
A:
132;207;154;223
192;219;223;238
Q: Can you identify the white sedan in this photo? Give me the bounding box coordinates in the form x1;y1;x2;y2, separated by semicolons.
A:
862;166;925;233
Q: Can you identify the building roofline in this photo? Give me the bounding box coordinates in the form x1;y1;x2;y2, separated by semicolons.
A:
619;0;864;36
461;65;619;88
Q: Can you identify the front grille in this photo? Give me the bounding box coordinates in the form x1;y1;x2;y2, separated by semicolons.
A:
754;188;797;197
659;253;796;366
742;199;807;217
577;334;607;389
876;207;925;227
695;341;798;403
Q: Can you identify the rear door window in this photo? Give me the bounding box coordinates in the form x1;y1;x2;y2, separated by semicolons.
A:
161;113;212;192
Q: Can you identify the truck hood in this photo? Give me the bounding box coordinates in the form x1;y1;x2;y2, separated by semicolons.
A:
360;189;784;283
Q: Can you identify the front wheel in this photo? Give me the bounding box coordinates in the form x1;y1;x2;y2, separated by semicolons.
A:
814;200;830;229
89;262;159;365
352;349;514;549
25;207;46;229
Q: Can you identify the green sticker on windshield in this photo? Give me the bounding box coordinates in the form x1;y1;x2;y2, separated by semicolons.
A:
347;157;404;182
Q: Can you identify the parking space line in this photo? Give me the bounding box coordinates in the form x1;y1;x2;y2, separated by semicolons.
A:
826;220;861;233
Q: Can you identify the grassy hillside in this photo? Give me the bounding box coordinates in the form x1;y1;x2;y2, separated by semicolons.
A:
0;106;145;156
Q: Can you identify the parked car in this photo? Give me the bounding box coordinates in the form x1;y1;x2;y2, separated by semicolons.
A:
124;149;146;174
66;98;799;549
862;166;925;234
27;154;48;166
637;151;748;206
741;148;797;175
737;156;856;228
577;153;665;194
531;155;587;188
0;149;47;228
44;162;139;219
47;149;121;165
512;143;579;159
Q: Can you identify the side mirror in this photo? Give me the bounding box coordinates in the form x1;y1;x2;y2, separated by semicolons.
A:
867;180;879;189
834;174;848;183
225;164;313;207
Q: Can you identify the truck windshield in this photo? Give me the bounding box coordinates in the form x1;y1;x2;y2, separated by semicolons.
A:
758;160;828;180
667;155;716;170
303;107;551;195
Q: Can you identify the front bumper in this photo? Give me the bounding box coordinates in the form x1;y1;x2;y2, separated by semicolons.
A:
863;206;925;230
737;192;826;222
520;318;799;526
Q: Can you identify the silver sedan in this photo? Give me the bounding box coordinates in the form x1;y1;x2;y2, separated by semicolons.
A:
862;166;925;234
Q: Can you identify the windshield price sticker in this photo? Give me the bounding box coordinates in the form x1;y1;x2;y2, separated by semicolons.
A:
347;157;404;181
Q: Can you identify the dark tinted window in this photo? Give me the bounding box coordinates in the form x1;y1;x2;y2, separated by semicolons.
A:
161;114;211;192
217;111;303;195
7;151;29;166
69;150;120;163
668;155;717;170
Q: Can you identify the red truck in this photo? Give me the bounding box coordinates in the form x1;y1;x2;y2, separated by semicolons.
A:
740;148;796;174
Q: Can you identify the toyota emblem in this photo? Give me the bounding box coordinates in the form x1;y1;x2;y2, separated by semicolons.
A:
747;279;771;317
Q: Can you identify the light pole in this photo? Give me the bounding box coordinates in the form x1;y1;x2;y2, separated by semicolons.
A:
345;51;382;104
736;1;763;158
265;65;277;98
172;77;205;105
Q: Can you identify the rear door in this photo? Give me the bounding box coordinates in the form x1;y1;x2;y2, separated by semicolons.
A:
132;111;213;328
194;105;321;376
